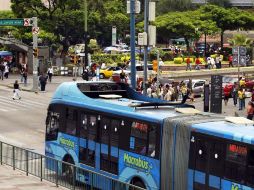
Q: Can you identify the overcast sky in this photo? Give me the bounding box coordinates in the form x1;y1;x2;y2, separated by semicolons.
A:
0;0;11;11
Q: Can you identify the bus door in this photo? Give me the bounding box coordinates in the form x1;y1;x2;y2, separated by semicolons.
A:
100;117;120;175
189;133;225;190
79;113;97;168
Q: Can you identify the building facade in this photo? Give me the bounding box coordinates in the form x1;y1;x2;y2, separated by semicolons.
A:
192;0;254;7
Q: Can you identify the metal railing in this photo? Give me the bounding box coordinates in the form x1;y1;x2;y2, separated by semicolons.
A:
0;141;145;190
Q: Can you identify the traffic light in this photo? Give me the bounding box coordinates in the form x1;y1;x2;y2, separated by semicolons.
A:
70;55;81;64
33;48;39;58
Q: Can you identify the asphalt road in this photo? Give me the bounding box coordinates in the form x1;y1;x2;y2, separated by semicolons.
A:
0;85;51;154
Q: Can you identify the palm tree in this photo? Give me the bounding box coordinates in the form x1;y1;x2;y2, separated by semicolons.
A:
229;34;253;47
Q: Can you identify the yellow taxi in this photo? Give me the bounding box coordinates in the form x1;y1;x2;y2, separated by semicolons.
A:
99;66;122;79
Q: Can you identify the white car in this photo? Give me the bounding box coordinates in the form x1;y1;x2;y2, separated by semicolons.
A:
185;79;206;96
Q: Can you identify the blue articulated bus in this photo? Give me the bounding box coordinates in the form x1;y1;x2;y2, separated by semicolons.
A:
45;81;254;190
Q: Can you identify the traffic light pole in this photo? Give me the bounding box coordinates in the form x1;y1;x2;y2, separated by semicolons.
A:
143;0;149;95
84;0;88;71
130;0;136;89
32;17;38;92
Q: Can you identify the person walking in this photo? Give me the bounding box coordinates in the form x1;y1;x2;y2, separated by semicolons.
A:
246;101;254;120
232;84;238;106
238;88;245;110
4;64;9;79
23;71;28;86
39;73;47;92
0;63;4;80
13;80;21;100
47;66;53;82
120;69;126;83
228;54;233;67
195;57;201;70
186;56;192;71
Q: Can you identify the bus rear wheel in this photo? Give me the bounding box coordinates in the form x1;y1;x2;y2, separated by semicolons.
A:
130;178;146;190
62;157;75;185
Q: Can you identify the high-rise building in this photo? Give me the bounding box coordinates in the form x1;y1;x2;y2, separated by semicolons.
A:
192;0;254;7
0;0;11;10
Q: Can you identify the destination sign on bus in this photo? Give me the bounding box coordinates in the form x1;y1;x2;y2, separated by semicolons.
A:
228;144;247;155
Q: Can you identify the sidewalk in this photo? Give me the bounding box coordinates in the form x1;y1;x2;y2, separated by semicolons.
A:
0;164;66;190
0;74;79;93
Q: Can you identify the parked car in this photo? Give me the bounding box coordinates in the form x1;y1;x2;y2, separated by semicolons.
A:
184;79;206;97
223;76;254;97
99;66;122;79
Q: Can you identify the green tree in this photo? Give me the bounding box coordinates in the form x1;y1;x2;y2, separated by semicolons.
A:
155;11;218;52
229;34;253;47
200;5;254;48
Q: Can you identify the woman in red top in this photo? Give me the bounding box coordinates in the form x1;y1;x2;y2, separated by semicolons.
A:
247;101;254;120
195;57;201;70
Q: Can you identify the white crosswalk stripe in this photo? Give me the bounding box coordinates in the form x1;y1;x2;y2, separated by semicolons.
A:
0;95;47;112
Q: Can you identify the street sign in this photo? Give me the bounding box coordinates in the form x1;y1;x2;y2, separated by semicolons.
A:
23;18;33;26
210;75;222;114
0;19;24;26
240;47;247;56
233;55;238;65
138;32;147;46
32;27;40;34
240;56;247;66
112;26;117;46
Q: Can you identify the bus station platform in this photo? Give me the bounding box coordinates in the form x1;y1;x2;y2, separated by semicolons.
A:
0;165;66;190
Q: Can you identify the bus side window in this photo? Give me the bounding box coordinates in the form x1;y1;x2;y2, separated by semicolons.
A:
130;122;148;156
148;125;156;158
46;111;59;141
247;148;254;186
80;113;88;138
209;141;225;177
111;120;120;147
88;115;97;141
100;117;110;144
119;120;131;151
224;143;247;184
65;108;77;136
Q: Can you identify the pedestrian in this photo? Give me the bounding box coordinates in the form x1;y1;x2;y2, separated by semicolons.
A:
215;55;220;69
4;64;9;79
23;71;28;86
207;57;212;69
0;63;4;80
228;54;233;67
210;57;215;69
232;84;238;106
195;57;201;70
82;66;89;81
20;66;25;82
120;69;126;83
238;88;245;110
224;92;230;106
13;80;21;100
47;66;53;82
186;56;192;71
39;73;47;92
246;101;254;120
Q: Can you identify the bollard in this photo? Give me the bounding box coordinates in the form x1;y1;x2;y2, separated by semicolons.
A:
12;146;15;170
0;142;2;165
40;155;43;181
26;150;29;176
56;160;58;187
